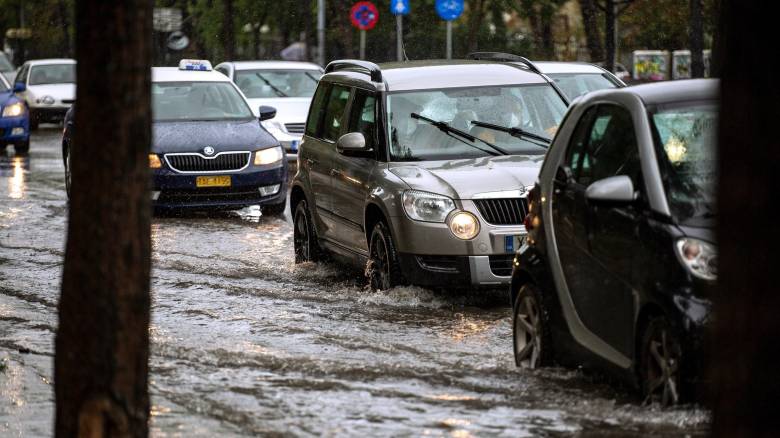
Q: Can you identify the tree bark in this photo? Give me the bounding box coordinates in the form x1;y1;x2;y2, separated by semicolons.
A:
689;0;705;77
55;0;152;437
58;0;72;57
712;0;780;436
222;0;235;59
466;0;487;53
603;0;616;72
579;0;604;61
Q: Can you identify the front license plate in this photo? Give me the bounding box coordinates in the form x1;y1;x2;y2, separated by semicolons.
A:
505;235;525;253
196;175;231;188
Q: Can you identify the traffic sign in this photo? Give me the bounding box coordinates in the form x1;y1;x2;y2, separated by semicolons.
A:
391;0;409;16
350;1;379;31
435;0;464;21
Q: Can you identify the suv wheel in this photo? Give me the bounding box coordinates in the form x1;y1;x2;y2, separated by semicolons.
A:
639;316;683;406
366;221;404;291
512;284;552;368
293;200;323;263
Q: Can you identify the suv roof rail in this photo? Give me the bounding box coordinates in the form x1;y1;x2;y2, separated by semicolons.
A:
324;59;383;82
466;52;542;74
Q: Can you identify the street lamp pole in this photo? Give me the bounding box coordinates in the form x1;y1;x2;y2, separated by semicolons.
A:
317;0;325;66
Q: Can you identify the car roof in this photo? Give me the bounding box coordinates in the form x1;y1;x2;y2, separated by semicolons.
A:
152;67;232;83
531;61;605;74
227;61;323;71
322;60;547;92
27;58;76;66
581;79;719;106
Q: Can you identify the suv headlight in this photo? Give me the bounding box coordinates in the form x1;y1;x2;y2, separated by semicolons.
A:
254;146;283;166
2;102;25;117
402;190;455;222
675;238;717;281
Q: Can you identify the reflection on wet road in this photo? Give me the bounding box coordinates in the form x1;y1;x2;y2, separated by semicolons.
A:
0;129;710;436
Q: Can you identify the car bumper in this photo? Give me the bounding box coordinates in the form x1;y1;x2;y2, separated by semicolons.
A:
397;253;516;288
30;106;70;122
152;165;287;210
0;116;30;142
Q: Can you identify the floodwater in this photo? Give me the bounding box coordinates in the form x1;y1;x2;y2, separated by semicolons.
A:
1;128;710;436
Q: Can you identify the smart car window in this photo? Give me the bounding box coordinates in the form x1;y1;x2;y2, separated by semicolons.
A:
152;81;254;121
235;70;322;98
565;106;599;183
305;83;330;137
578;105;640;187
348;90;376;148
321;85;351;142
28;64;76;85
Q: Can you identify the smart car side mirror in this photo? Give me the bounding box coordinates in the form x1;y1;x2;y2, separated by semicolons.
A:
258;105;276;121
337;132;367;152
13;82;26;93
585;175;636;203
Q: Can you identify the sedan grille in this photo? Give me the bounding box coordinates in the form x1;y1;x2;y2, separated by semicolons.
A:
164;152;250;173
473;198;528;226
284;123;305;134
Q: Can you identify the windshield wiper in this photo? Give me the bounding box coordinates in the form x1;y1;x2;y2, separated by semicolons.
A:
470;120;552;147
254;73;288;97
410;113;509;156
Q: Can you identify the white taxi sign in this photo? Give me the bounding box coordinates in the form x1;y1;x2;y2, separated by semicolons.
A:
178;59;212;71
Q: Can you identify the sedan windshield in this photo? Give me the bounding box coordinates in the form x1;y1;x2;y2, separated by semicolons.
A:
388;84;566;161
547;73;618;100
29;64;76;85
152;81;254;122
235;69;322;98
651;100;718;225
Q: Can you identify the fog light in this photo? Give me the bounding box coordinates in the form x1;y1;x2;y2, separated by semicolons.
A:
258;184;281;196
11;127;25;136
449;211;480;240
151;191;161;201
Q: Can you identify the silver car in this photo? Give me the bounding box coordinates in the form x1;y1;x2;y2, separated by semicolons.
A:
291;59;568;290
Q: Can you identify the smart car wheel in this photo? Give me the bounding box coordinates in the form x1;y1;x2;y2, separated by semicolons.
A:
293;200;322;263
367;221;404;291
639;316;683;406
64;149;72;197
513;284;552;369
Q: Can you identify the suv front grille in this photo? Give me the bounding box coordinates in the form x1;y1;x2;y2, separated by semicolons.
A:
284;123;305;134
473;198;528;225
164;152;250;173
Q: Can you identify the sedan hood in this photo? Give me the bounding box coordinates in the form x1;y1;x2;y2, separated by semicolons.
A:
152;119;277;154
246;97;311;123
28;83;75;99
389;155;544;200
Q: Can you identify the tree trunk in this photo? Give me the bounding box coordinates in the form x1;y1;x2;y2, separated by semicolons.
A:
604;0;616;72
689;0;705;77
466;0;486;53
58;0;72;57
223;0;235;59
712;1;780;436
579;0;604;61
55;0;152;436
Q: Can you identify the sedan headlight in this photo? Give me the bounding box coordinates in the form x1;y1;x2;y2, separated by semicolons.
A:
2;102;25;117
675;238;717;281
402;190;455;222
149;154;162;169
254;146;284;166
449;211;480;240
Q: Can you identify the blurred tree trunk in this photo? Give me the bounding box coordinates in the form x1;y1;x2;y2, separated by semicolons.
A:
711;0;780;434
55;0;152;436
597;0;633;72
467;0;487;53
58;0;72;57
689;0;705;77
223;0;235;59
326;0;353;60
579;0;603;61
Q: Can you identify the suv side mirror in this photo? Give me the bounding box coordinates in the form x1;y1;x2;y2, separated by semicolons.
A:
13;82;26;93
585;175;636;203
258;105;276;121
336;132;366;152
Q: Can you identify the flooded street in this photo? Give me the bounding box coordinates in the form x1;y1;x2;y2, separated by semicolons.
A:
1;128;709;436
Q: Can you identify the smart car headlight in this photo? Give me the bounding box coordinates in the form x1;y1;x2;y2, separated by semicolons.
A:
675;238;717;281
254;146;284;166
449;211;480;240
2;102;25;117
402;190;455;223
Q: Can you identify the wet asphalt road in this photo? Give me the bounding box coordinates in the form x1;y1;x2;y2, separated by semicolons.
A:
0;128;709;436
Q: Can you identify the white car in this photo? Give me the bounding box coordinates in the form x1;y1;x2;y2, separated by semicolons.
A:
214;61;323;164
14;58;76;129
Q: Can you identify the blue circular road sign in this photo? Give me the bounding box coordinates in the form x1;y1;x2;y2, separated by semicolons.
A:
435;0;464;21
391;0;409;16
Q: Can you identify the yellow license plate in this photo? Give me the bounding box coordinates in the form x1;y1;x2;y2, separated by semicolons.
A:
195;175;231;187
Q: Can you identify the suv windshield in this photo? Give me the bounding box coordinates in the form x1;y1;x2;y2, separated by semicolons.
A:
651;100;718;225
388;84;566;161
235;69;322;98
547;73;618;100
152;81;254;122
29;64;76;85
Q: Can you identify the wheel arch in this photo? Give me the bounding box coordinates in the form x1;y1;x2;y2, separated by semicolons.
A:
364;202;388;244
510;268;535;309
290;184;307;215
634;302;665;364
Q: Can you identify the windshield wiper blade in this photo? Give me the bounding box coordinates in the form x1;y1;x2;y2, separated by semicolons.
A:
410;113;508;156
254;73;288;97
470;120;552;147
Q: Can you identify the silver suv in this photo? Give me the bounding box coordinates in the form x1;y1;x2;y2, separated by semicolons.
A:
291;60;568;290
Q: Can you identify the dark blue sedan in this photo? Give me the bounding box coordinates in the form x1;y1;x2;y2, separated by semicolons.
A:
0;74;30;154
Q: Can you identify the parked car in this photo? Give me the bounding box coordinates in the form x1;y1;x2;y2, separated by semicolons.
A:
510;79;718;405
291;59;568;290
215;61;324;166
0;74;30;153
14;59;76;130
64;60;288;214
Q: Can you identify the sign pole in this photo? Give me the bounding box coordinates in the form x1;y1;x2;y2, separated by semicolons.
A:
318;0;325;65
396;15;403;61
446;20;452;60
360;29;366;60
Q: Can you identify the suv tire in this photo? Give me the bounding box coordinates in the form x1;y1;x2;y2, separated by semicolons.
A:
512;283;553;368
293;199;324;263
366;221;405;291
639;315;683;406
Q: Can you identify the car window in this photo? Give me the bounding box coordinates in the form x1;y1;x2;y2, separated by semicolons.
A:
29;64;76;85
215;66;230;77
152;81;254;121
348;90;376;148
15;64;29;85
548;73;618;100
321;85;351;142
305;83;330;137
234;69;322;98
565;106;599;181
576;105;640;187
